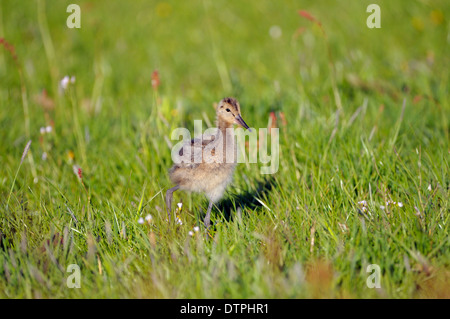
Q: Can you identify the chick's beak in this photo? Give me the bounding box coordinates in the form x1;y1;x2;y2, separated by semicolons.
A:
235;114;250;130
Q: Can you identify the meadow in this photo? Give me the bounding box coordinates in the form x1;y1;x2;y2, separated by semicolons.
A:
0;0;448;298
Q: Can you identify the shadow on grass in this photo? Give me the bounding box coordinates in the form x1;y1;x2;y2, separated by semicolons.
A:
216;175;277;223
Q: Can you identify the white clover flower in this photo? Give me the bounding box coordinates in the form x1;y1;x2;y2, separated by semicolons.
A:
193;226;200;232
45;126;52;133
145;214;153;222
398;202;403;207
188;231;194;237
138;217;144;224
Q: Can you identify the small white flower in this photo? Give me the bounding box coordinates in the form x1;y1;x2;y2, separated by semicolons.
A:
193;226;200;232
70;76;76;84
177;202;182;210
42;152;48;161
145;214;153;222
45;126;52;133
380;205;385;210
176;216;182;225
398;202;403;207
188;231;194;237
138;217;144;224
428;184;432;192
358;200;368;206
60;76;70;90
269;25;282;39
40;127;46;134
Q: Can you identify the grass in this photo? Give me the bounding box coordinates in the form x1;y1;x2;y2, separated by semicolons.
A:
0;0;449;298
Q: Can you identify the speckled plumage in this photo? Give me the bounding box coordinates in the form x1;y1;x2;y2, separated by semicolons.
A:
166;97;250;228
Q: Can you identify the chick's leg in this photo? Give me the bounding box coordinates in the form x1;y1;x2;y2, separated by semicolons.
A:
165;185;179;223
204;200;214;229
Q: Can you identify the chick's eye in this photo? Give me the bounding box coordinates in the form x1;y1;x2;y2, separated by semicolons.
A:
226;108;230;112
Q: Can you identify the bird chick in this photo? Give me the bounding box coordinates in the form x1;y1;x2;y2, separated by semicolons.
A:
166;97;250;228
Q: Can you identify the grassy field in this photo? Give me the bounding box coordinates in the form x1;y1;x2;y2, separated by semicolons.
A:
0;0;449;298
